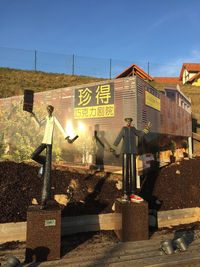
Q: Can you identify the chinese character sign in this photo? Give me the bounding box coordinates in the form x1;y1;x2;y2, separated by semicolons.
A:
145;91;160;111
74;83;114;119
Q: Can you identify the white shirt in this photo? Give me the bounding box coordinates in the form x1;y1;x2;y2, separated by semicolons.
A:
33;114;67;145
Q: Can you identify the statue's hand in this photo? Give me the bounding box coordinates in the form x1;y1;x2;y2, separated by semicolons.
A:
146;122;152;130
110;145;117;153
65;136;73;144
65;135;79;143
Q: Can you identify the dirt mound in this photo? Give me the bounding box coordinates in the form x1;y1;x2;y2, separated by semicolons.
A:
0;161;121;223
140;157;200;211
1;157;200;223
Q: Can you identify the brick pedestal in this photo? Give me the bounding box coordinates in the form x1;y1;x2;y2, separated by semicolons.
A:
115;199;149;242
25;203;61;262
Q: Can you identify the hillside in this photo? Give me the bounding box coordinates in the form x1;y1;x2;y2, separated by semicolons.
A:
1;67;200;114
0;67;105;98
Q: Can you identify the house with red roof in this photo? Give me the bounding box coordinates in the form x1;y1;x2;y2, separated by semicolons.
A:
115;62;200;86
180;63;200;85
114;63;153;81
154;63;200;86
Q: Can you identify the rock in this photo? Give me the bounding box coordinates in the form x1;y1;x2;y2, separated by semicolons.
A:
116;181;122;190
31;198;38;205
155;199;162;205
54;194;70;206
112;203;115;211
69;179;79;189
87;186;94;193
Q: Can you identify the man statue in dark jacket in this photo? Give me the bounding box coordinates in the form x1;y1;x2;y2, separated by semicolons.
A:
111;118;151;203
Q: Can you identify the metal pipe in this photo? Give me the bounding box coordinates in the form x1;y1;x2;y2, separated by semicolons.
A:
34;50;37;71
188;136;192;158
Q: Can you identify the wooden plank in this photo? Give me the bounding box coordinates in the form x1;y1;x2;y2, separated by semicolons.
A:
1;207;200;244
158;207;200;228
99;213;122;230
158;207;198;220
146;256;200;267
0;221;26;243
0;213;122;244
192;132;200;142
61;213;122;235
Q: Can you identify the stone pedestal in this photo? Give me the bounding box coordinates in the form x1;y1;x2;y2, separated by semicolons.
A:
115;199;149;242
25;203;61;262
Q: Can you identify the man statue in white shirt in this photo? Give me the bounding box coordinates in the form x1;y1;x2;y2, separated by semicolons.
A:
31;105;76;209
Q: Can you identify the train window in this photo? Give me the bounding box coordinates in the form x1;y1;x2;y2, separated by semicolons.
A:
166;91;175;101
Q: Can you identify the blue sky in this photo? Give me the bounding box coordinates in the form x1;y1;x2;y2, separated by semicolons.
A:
1;0;200;77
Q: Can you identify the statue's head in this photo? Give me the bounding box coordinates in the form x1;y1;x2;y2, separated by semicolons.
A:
124;118;133;126
47;105;54;116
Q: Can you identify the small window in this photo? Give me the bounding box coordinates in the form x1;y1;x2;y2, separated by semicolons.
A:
166;91;175;101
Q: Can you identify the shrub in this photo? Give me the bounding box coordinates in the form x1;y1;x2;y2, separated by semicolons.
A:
170;140;176;156
182;140;188;150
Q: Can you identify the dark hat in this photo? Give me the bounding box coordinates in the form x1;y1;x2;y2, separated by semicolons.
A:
124;118;133;122
47;105;54;112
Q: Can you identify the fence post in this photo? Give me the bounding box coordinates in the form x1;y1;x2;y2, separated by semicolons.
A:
34;50;37;71
109;58;112;79
72;54;75;75
188;136;192;158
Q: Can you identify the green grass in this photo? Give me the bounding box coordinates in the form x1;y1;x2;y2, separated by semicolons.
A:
0;67;105;98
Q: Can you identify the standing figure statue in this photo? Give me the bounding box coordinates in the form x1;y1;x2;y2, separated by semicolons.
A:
31;105;77;209
111;118;151;203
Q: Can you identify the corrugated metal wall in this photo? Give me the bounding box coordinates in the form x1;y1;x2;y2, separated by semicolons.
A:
0;76;192;166
136;77;161;132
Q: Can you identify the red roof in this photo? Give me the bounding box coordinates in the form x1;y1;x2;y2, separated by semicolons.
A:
153;77;182;84
115;64;152;81
180;63;200;79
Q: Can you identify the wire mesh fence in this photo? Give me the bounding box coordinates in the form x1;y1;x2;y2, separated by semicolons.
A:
0;46;182;78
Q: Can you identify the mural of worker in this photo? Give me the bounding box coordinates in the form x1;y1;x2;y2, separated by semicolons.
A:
111;118;152;203
31;105;78;209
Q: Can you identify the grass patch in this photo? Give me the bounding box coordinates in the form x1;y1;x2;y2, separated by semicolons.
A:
0;67;105;98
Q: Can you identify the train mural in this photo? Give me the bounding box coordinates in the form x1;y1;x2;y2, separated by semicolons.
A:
0;76;192;177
